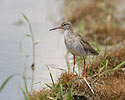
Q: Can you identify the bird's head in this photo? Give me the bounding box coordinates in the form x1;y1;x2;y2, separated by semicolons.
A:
49;22;72;31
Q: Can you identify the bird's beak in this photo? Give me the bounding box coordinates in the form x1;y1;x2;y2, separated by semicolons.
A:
49;26;62;31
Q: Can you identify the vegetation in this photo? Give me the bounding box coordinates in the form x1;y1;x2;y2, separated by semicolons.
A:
22;13;36;91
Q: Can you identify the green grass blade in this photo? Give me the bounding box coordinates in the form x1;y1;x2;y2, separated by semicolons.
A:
46;66;55;87
102;59;108;70
58;83;63;100
24;80;30;100
111;61;125;71
0;74;15;93
104;39;108;58
21;88;27;100
49;71;55;87
22;34;32;37
43;82;52;89
68;87;72;100
105;61;125;73
22;13;33;35
22;13;29;23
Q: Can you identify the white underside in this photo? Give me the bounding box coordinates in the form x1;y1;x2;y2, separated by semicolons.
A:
64;30;87;56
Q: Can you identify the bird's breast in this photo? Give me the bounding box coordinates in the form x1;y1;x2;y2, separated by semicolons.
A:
64;36;87;56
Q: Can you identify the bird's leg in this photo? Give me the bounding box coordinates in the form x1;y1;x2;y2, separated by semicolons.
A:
70;55;75;78
83;56;86;78
80;56;86;79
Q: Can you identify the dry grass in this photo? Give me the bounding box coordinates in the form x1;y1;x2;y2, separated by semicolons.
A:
58;68;125;100
94;70;125;100
63;0;125;45
64;0;114;23
29;88;49;100
86;25;125;45
57;44;125;100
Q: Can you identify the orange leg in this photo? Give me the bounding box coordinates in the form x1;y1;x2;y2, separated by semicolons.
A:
80;56;86;79
71;55;75;78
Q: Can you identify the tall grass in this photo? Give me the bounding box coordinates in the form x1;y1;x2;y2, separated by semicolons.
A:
46;66;55;87
22;13;37;91
24;78;30;100
44;67;64;100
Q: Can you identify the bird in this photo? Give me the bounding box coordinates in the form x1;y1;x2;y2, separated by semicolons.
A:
49;22;99;79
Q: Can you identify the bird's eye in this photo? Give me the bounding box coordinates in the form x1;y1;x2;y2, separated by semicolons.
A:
63;23;66;26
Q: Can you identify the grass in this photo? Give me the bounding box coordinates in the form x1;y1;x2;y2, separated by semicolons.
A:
24;79;30;100
64;0;125;45
29;67;73;100
29;50;125;99
105;61;125;74
0;74;15;93
0;14;37;98
0;72;31;100
22;13;38;91
68;87;72;100
46;66;55;87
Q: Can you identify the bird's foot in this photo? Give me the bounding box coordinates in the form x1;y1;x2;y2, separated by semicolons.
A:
79;76;86;80
69;73;76;79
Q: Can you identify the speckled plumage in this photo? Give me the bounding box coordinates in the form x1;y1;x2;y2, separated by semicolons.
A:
64;28;99;56
49;22;99;78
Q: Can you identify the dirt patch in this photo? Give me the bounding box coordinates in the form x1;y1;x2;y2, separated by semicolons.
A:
59;73;94;100
29;43;125;100
58;44;125;100
29;88;50;100
94;70;125;100
59;44;125;100
58;68;125;100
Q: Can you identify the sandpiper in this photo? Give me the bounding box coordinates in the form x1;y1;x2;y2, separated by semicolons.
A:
49;22;99;78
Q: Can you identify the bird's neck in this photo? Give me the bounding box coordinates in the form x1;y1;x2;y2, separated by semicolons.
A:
66;28;73;33
64;28;74;39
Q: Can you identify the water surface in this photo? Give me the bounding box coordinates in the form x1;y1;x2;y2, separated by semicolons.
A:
0;0;68;99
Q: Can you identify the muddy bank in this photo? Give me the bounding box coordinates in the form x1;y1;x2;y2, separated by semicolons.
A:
29;43;125;100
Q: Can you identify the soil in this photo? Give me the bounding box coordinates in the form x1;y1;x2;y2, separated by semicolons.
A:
58;69;125;100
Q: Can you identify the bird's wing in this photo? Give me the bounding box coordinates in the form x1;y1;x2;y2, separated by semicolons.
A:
75;34;99;55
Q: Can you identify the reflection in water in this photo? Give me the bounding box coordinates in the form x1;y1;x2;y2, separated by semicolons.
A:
0;0;69;100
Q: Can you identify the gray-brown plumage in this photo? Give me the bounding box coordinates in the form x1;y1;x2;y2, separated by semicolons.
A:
49;22;99;78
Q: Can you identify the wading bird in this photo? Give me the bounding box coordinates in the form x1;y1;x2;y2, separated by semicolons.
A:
49;22;98;79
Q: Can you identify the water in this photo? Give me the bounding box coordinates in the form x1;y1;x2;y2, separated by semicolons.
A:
0;0;68;99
